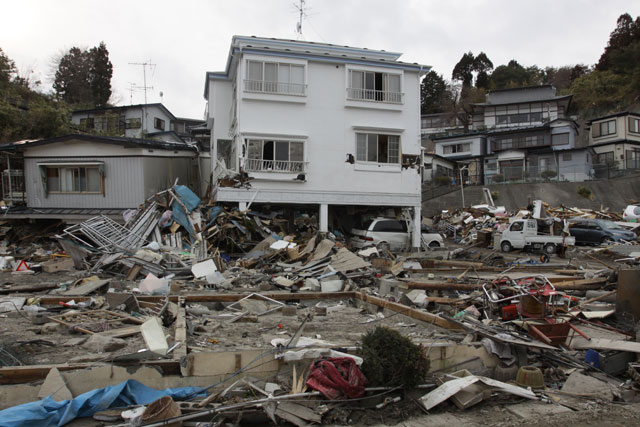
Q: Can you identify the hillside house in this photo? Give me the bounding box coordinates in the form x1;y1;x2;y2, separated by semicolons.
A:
204;36;428;246
587;111;640;178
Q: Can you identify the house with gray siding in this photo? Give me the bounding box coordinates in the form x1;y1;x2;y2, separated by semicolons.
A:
1;134;198;222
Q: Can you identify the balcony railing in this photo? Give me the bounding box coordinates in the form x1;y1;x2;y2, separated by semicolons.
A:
244;80;307;96
347;88;403;104
244;158;307;173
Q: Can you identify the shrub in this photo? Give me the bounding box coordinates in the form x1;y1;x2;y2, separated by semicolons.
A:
540;170;557;180
491;191;499;200
492;174;505;183
359;326;429;388
577;186;593;199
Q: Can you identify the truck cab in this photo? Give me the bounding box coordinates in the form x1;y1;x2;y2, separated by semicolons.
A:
500;218;574;254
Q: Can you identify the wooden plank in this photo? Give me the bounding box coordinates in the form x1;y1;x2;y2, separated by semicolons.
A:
357;292;462;330
36;291;359;305
174;297;188;376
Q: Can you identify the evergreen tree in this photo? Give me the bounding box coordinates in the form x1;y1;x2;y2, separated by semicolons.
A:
420;70;449;114
89;42;113;107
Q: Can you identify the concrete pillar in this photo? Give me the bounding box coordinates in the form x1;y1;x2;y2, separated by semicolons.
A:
411;205;422;250
239;202;247;211
319;204;329;232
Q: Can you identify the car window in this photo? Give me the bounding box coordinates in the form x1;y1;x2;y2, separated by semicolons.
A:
588;224;601;230
634;207;640;216
510;222;523;232
373;220;405;232
599;220;624;230
569;222;585;229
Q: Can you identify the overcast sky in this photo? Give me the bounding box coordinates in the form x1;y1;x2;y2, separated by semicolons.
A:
3;0;640;119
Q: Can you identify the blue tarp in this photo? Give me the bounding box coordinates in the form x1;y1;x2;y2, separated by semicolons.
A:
171;185;201;236
0;379;204;427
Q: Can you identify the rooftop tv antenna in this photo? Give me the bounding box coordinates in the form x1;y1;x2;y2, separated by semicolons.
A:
294;0;306;39
128;60;155;104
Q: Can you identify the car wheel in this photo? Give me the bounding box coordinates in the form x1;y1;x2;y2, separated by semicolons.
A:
543;243;556;255
501;241;512;253
428;241;441;248
376;241;391;252
602;236;614;245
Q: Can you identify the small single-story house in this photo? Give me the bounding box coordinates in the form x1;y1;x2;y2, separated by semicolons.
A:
0;134;199;222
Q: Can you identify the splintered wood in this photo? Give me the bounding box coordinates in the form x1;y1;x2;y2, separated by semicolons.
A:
47;309;145;335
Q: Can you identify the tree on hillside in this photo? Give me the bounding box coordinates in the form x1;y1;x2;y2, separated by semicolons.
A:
597;13;640;71
89;42;113;107
53;42;113;107
490;60;534;89
420;70;449;114
1;48;70;142
452;52;476;88
473;52;493;89
452;52;494;89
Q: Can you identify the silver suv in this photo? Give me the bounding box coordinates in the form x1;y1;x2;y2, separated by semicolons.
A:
350;217;444;251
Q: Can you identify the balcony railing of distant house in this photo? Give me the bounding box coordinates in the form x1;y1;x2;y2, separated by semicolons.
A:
243;158;308;174
491;135;549;152
244;80;307;96
2;169;25;204
346;88;404;104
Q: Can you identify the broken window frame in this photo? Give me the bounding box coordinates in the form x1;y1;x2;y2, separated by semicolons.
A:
244;139;305;173
355;133;400;164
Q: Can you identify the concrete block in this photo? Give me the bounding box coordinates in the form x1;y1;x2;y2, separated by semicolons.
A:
140;316;168;356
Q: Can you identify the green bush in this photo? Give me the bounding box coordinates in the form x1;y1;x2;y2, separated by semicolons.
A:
540;170;557;179
359;326;429;388
492;174;505;183
577;186;593;199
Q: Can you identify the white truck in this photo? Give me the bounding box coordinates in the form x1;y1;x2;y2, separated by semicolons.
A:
499;218;575;254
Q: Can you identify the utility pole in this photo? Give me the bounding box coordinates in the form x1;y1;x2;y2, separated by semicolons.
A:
129;61;155;135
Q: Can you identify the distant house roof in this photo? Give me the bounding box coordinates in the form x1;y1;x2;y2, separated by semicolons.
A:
204;35;431;98
72;103;178;121
586;111;640;125
472;85;572;108
0;134;197;152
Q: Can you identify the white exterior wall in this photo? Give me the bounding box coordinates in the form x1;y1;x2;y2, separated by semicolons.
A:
70;105;175;138
558;150;592;182
210;52;423;207
434;136;483;158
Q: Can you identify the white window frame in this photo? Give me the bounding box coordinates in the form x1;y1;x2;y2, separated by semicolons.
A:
355;133;401;164
245;60;306;96
347;69;403;104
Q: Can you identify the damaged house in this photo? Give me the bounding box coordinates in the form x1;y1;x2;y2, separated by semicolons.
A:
205;36;428;247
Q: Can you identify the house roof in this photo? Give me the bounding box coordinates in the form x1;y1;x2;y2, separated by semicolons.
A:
0;134;197;153
586;111;640;125
72;103;178;121
589;139;640;149
204;35;431;98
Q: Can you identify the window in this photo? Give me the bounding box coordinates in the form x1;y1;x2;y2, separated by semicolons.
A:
79;118;95;130
154;117;165;130
424;163;432;169
594;151;614;165
245;60;305;95
348;70;402;103
126;118;142;129
510;222;523;232
45;166;102;193
592;119;616;138
496;112;543;126
372;220;407;232
629;117;640;134
562;153;572;161
626;149;640;169
245;139;304;172
355;133;400;164
552;133;570;146
442;143;471;154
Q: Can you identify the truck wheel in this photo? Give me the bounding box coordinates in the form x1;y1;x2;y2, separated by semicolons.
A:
501;241;512;252
543;243;556;255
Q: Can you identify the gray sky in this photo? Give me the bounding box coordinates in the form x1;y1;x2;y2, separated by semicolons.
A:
3;0;640;119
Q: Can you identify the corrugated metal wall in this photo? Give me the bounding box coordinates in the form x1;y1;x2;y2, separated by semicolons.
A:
142;157;198;198
25;156;146;209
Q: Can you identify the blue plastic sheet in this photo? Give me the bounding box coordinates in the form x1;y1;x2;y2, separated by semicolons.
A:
0;379;204;427
171;185;201;236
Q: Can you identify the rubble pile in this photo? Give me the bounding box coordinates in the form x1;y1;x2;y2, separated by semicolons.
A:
0;188;640;426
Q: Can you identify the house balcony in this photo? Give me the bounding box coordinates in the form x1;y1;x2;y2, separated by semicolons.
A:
243;80;307;96
346;88;403;104
243;158;308;174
